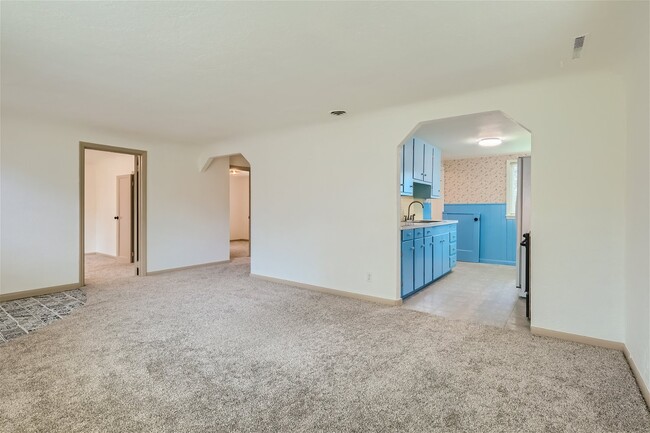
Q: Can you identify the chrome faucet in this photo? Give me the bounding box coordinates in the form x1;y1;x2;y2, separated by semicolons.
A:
406;201;424;222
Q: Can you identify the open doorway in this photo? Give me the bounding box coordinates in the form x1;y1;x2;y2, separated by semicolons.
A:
81;143;147;284
397;111;532;332
229;154;250;260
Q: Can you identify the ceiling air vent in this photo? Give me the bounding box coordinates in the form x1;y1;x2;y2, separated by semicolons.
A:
572;35;586;59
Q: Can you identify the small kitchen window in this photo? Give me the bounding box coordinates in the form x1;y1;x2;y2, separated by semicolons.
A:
506;159;517;218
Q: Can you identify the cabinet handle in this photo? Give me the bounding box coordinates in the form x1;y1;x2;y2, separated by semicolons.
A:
411;247;415;251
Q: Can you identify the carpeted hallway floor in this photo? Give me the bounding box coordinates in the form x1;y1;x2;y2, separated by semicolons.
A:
0;260;648;432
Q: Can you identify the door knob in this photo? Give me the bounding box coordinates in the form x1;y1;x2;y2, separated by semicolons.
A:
474;217;479;221
114;216;119;220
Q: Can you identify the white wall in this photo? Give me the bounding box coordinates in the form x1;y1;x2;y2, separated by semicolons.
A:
0;114;230;295
85;151;134;256
229;173;249;240
623;3;650;394
201;70;627;343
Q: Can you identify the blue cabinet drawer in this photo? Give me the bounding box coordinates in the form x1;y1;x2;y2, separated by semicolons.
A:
449;231;457;243
402;230;414;241
449;243;457;256
424;227;435;237
414;228;424;238
450;255;457;269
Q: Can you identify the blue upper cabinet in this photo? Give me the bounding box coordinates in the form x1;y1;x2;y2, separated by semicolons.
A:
402;139;414;196
401;137;441;197
431;146;442;198
413;138;429;184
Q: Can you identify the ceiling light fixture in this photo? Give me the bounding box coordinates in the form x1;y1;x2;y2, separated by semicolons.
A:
330;110;347;116
478;137;503;147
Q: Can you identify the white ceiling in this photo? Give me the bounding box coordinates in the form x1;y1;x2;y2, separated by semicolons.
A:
0;2;640;144
415;111;531;160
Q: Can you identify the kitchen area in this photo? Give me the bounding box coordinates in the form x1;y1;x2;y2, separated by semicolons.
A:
398;111;531;331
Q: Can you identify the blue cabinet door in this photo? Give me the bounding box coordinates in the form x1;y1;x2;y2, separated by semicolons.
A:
441;233;451;275
413;138;426;182
402;139;414;196
433;233;444;279
423;144;433;185
431;146;442;198
424;235;433;284
401;240;414;297
442;212;480;262
414;237;425;289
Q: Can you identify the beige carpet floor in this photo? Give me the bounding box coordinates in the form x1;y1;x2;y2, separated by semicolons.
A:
0;259;648;432
230;240;250;259
85;253;135;283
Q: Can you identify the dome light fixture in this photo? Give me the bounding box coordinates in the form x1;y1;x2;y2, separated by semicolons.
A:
478;137;503;147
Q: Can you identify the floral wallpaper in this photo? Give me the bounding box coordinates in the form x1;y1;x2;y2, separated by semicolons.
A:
443;154;529;204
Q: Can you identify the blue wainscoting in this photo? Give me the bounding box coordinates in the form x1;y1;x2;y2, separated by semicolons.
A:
443;203;516;266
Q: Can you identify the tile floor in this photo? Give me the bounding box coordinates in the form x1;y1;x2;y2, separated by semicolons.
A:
402;261;530;331
0;289;86;343
0;255;136;344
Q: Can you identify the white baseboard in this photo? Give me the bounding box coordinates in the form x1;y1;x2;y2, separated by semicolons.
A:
84;252;117;259
146;260;230;276
250;273;402;306
532;326;649;408
0;282;82;302
530;326;625;350
623;346;650;409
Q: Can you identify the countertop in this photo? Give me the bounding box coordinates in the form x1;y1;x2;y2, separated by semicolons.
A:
400;220;458;230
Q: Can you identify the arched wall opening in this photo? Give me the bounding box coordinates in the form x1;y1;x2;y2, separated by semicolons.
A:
396;110;532;330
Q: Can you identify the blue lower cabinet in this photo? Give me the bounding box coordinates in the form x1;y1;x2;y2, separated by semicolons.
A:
424;236;434;284
401;239;415;297
401;224;457;298
414;237;425;289
441;233;450;275
433;233;445;280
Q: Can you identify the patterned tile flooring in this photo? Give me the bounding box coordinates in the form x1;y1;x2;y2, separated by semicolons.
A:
0;255;136;344
0;289;86;343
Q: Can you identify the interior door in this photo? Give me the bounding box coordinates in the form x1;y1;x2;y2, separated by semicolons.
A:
117;174;133;263
443;212;480;262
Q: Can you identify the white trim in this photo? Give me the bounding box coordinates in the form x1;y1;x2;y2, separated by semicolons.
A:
532;326;649;409
250;274;403;306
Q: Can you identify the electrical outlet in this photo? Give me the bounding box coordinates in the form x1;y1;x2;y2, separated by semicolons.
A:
366;273;372;282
